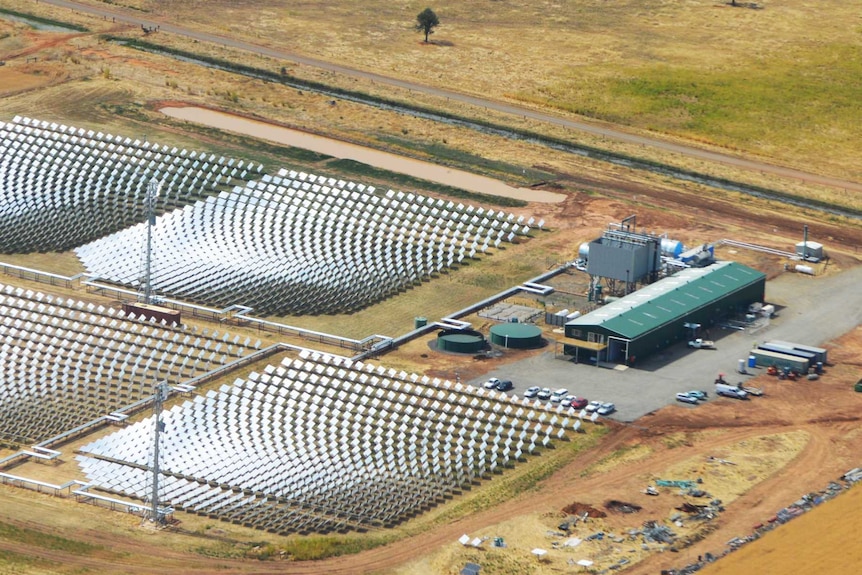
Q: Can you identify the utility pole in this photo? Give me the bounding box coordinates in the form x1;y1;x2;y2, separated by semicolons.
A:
150;380;169;523
142;179;162;305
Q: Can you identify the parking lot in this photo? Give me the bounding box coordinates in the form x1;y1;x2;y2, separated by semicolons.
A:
469;265;862;422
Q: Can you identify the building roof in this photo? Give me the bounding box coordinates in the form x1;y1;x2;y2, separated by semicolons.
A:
489;323;542;339
566;261;765;340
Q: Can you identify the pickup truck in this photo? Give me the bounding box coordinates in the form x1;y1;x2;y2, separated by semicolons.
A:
688;338;715;349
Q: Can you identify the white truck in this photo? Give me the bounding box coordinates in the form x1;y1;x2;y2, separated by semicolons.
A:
688;338;715;349
715;382;748;400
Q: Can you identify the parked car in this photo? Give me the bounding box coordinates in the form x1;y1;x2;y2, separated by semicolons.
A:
676;392;699;405
716;383;749;400
537;388;553;400
524;386;541;399
495;379;513;392
597;402;616;416
567;396;589;409
550;388;569;403
483;377;501;390
585;400;603;413
686;390;709;401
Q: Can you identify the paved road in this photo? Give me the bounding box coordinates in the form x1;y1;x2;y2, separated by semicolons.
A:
40;0;862;194
471;266;862;422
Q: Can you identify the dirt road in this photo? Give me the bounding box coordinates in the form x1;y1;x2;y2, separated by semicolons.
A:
38;0;862;193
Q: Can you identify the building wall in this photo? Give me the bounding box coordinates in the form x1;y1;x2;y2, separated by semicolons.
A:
586;240;658;283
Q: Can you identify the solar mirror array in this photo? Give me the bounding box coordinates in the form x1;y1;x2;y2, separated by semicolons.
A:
0;116;261;253
77;168;538;315
77;350;585;535
0;282;257;444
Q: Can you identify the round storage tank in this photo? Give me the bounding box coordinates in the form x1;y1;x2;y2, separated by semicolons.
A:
661;238;684;258
437;329;486;353
414;316;428;329
489;323;543;349
578;242;590;260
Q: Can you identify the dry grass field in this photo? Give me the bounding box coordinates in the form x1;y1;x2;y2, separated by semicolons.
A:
3;1;862;574
12;0;859;179
699;485;862;575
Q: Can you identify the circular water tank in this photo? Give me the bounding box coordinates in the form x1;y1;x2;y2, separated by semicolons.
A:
437;329;486;353
578;242;590;260
661;238;684;258
414;316;427;329
489;323;543;349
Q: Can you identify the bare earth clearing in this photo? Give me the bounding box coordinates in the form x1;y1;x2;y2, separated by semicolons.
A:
160;105;566;203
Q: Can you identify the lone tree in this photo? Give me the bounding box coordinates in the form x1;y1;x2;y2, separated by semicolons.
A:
416;8;440;43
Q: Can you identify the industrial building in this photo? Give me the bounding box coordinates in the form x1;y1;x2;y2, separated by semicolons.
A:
564;261;766;365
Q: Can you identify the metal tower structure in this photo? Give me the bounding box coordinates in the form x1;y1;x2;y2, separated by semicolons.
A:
149;380;169;524
141;179;162;305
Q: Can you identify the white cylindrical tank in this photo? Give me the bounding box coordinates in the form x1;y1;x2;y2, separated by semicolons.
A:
795;264;815;275
556;308;570;317
566;311;582;320
660;238;684;258
578;242;590;260
761;304;775;317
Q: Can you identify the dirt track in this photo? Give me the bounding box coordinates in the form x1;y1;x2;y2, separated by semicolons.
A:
37;0;862;193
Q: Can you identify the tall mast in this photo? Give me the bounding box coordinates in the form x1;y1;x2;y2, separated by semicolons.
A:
150;380;168;523
143;179;161;305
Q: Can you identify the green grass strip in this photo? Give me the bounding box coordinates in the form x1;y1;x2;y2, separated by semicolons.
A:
0;8;88;32
0;520;101;555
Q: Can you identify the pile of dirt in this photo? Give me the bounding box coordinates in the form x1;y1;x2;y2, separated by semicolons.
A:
605;500;643;514
677;502;711;514
561;501;607;518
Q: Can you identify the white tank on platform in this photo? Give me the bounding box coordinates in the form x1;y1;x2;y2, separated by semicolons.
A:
578;242;590;260
660;238;684;258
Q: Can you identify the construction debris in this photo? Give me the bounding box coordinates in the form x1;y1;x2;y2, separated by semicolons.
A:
656;479;695;489
706;456;737;466
642;521;676;544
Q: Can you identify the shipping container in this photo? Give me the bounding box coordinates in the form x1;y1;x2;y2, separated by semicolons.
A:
757;344;815;368
767;340;827;365
750;349;809;373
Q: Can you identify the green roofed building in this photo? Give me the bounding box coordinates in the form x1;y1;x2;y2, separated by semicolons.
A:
564;261;765;365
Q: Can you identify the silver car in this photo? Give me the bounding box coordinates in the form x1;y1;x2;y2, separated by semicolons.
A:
676;392;699;405
597;402;616;416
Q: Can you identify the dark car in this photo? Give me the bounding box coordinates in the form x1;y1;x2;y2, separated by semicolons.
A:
567;397;589;410
495;379;513;392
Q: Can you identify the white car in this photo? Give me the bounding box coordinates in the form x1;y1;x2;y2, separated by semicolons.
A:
585;400;603;413
676;392;699;405
537;388;553;400
524;386;541;399
483;377;501;390
597;402;616;416
550;388;569;403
